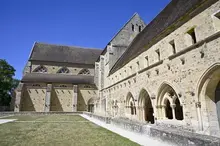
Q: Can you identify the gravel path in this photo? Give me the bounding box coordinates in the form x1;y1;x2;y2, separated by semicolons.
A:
0;119;16;124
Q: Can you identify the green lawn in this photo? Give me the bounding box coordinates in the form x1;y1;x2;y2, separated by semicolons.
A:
0;115;139;146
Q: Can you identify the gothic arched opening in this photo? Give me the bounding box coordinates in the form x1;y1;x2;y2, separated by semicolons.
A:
138;89;154;124
88;98;94;113
215;81;220;127
175;98;183;120
165;99;173;119
197;64;220;135
157;83;184;121
126;92;136;116
130;102;134;115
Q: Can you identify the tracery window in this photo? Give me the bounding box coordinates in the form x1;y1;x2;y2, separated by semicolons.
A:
57;67;70;74
33;66;47;73
60;85;67;88
78;69;90;75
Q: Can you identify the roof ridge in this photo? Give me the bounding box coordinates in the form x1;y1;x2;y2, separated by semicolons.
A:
35;42;102;51
106;12;141;45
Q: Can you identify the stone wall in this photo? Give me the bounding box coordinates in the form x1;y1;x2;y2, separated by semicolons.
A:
95;1;220;138
20;83;46;112
50;84;73;112
77;85;97;111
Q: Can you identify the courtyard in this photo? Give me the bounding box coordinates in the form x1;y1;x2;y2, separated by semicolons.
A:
0;115;139;146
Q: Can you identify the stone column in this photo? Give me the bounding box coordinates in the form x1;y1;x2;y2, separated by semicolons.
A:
73;85;78;112
156;105;162;120
14;83;24;112
171;104;176;120
161;105;166;119
44;84;52;112
196;102;203;130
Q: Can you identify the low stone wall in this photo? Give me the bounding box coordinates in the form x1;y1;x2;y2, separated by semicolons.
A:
84;112;110;123
0;111;83;116
84;112;220;146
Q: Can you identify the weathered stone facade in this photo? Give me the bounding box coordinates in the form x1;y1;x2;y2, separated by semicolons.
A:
94;0;220;138
14;0;220;140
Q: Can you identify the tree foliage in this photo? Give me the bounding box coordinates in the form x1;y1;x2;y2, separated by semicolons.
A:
0;59;17;106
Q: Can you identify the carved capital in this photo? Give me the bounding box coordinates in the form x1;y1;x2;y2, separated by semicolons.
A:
151;94;156;100
171;104;176;109
156;105;162;108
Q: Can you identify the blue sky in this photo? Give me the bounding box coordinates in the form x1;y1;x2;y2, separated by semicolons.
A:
0;0;170;79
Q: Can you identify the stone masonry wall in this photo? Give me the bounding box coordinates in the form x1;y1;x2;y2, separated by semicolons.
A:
96;1;220;138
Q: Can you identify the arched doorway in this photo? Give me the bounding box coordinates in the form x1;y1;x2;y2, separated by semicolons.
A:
138;89;154;124
165;99;173;119
88;98;94;113
197;64;220;136
175;98;183;120
215;81;220;127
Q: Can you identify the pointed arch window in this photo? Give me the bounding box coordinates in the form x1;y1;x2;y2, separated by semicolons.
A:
57;67;70;74
78;69;90;75
33;66;47;73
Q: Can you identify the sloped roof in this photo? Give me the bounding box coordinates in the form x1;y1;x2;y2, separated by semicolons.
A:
110;0;218;74
96;13;145;62
22;73;94;84
29;42;102;65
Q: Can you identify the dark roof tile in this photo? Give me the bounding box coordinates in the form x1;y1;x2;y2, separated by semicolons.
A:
30;42;102;65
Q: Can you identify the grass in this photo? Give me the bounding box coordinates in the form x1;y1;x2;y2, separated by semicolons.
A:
0;115;139;146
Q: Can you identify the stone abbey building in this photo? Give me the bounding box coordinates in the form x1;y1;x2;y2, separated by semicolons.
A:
14;0;220;138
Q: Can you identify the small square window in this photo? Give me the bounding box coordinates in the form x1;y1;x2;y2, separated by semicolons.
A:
145;56;149;67
214;12;220;19
187;28;197;44
139;26;142;32
155;49;161;61
169;40;176;54
213;11;220;31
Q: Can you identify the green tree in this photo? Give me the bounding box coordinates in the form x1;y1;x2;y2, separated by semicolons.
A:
0;59;16;106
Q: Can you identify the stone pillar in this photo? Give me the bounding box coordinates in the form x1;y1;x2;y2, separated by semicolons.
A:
156;105;162;120
14;83;24;112
73;85;78;112
44;84;52;112
196;102;203;130
161;105;166;119
171;104;176;120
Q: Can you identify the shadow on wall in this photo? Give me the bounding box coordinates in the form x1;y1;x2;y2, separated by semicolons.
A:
50;89;63;111
77;90;86;111
20;88;35;111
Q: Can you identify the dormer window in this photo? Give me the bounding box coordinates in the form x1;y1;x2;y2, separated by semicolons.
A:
187;28;197;45
169;40;176;54
155;49;161;61
145;56;149;67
